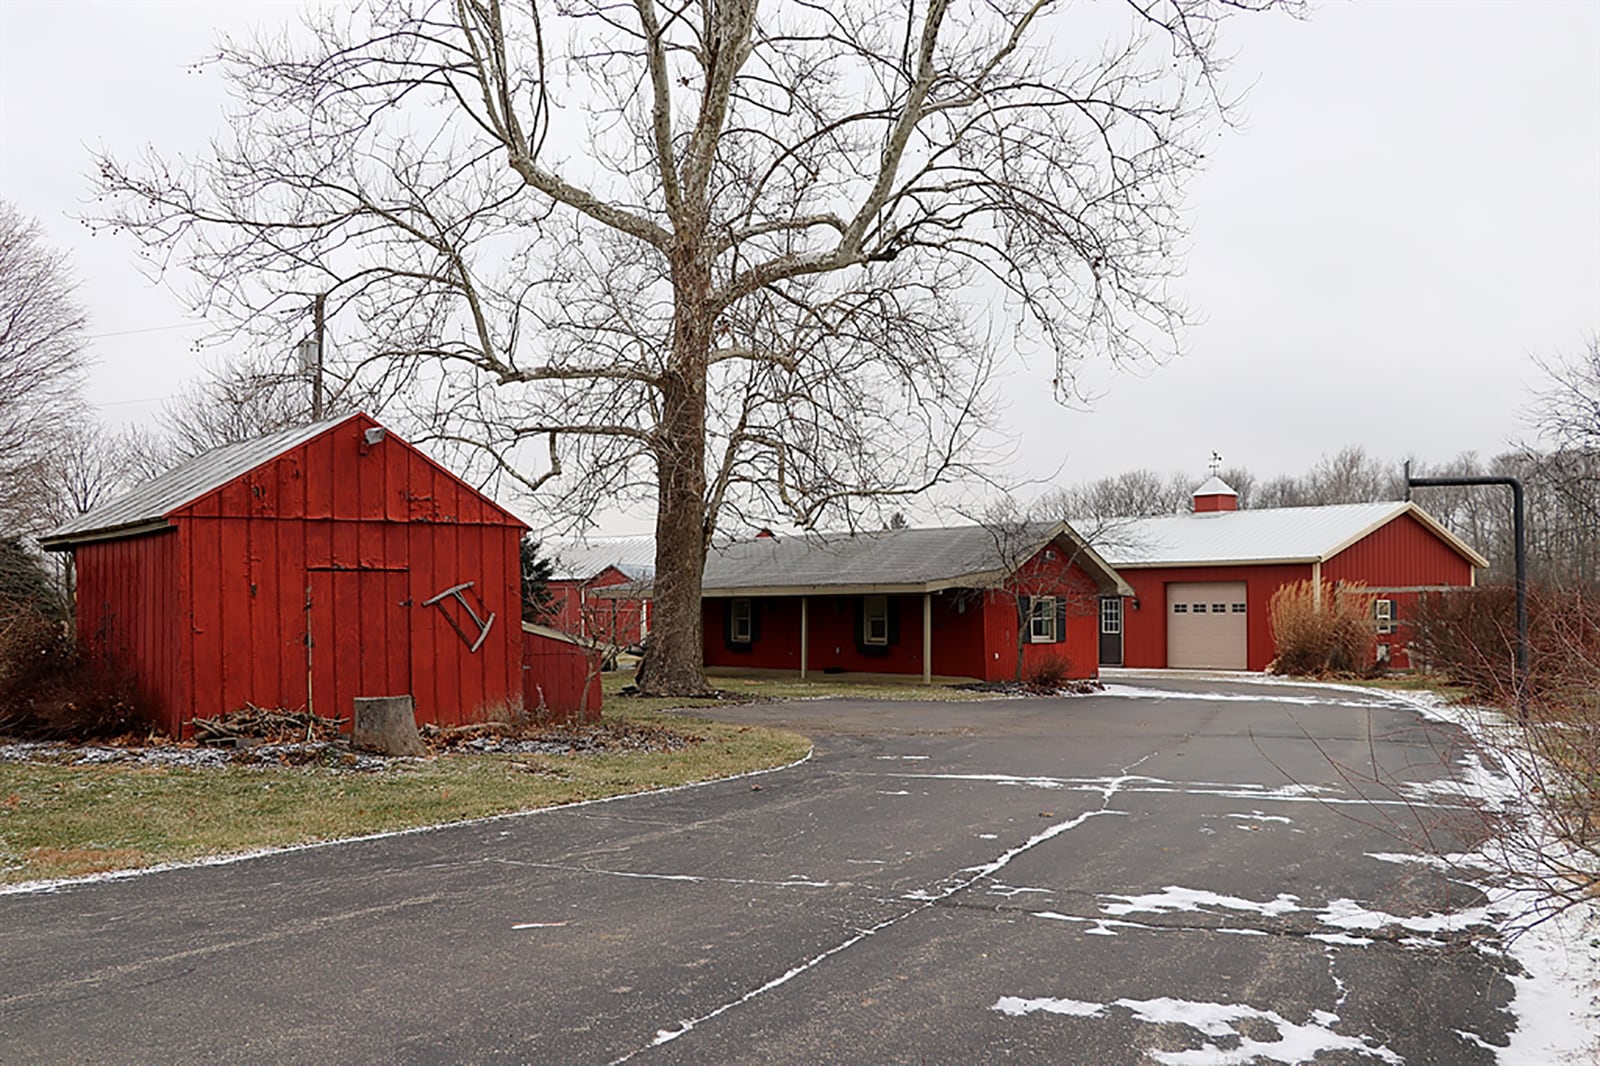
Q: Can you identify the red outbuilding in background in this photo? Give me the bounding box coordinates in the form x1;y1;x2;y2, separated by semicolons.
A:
41;414;552;736
1096;478;1489;672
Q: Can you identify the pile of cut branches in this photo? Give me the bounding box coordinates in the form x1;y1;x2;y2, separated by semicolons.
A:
192;706;348;745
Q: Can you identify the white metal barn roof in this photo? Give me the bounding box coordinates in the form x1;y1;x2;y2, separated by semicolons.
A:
1090;501;1489;569
548;535;658;582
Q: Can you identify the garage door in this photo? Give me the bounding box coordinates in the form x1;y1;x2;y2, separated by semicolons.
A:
1166;582;1247;669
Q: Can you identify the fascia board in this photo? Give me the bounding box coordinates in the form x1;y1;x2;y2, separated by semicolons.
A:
38;520;175;552
1108;557;1322;570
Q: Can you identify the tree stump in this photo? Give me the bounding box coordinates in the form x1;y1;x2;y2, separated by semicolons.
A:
351;696;425;757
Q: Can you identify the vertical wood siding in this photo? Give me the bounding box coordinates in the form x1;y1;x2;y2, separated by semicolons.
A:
73;530;185;735
107;415;528;735
521;630;602;722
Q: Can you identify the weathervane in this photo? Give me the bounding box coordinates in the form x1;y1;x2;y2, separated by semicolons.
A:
1209;451;1223;476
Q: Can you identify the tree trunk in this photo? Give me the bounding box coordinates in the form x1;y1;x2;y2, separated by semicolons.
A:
640;268;712;696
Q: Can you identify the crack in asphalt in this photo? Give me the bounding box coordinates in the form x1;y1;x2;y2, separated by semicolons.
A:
605;750;1160;1064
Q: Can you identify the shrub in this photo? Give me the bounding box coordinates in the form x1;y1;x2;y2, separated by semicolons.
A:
0;609;147;740
1267;580;1376;677
1023;653;1072;693
1411;583;1600;706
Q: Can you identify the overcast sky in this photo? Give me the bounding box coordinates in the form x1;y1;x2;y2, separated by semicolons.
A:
1;0;1596;533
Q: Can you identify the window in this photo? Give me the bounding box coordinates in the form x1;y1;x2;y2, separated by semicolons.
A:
1100;597;1122;635
1374;599;1396;634
1231;603;1247;614
863;595;889;645
1174;603;1188;614
1029;596;1058;643
1193;603;1207;613
1213;603;1227;614
730;598;753;643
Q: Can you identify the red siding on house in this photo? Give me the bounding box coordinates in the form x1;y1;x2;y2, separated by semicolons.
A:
72;529;184;728
69;416;528;736
1117;562;1316;673
521;629;602;722
701;543;1101;682
996;545;1102;682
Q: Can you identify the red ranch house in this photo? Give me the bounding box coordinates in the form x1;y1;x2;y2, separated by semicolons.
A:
39;415;597;736
675;523;1132;683
1094;478;1489;672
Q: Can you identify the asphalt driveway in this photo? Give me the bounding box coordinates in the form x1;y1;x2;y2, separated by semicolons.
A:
0;677;1539;1063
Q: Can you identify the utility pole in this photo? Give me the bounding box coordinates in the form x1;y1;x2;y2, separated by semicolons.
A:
311;292;326;421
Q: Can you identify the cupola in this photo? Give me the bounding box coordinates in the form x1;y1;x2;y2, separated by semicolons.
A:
1192;475;1238;513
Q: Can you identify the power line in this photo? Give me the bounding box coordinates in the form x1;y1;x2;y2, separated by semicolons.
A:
84;322;204;340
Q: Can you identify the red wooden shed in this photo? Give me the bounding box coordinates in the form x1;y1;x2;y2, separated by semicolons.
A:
41;414;528;737
1095;479;1489;672
521;622;603;722
633;522;1132;684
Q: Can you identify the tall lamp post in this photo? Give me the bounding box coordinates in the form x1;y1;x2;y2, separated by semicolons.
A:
1405;462;1528;720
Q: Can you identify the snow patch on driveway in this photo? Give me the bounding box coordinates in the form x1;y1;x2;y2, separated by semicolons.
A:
992;995;1403;1065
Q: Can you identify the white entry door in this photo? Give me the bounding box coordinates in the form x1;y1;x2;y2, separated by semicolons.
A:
1166;582;1248;669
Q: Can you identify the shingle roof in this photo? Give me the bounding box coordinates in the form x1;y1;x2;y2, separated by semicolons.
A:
42;416;360;547
697;522;1132;597
1091;501;1489;569
548;535;658;582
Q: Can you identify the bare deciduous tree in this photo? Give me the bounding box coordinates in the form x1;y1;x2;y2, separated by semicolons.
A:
0;202;90;535
93;0;1290;693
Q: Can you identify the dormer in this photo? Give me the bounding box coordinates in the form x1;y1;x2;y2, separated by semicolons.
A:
1192;475;1238;513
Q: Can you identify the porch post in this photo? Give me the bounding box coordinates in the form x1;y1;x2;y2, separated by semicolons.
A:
800;596;809;681
922;592;933;685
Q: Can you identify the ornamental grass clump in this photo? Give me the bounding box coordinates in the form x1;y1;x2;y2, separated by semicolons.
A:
1267;579;1375;677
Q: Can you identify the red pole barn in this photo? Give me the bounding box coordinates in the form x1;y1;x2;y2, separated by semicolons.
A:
41;414;528;737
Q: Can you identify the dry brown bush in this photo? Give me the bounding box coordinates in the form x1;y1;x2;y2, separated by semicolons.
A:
1267;579;1377;677
0;609;148;740
1023;654;1073;693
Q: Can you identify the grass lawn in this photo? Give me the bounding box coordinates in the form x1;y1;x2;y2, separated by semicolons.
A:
0;692;808;887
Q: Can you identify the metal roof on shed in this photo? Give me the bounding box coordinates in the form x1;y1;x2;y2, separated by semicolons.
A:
43;416;361;547
1091;500;1489;569
695;522;1132;597
548;535;658;582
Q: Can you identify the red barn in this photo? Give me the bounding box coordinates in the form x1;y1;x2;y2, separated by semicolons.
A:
1096;478;1488;672
41;415;529;737
545;535;654;648
690;523;1131;683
